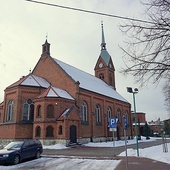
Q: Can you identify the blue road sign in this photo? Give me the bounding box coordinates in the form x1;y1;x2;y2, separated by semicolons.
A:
123;116;128;130
108;118;118;128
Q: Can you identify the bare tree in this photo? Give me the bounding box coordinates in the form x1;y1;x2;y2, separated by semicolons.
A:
120;0;170;111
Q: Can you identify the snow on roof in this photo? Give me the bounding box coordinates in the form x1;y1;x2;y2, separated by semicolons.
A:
47;86;75;100
37;86;74;100
0;101;3;107
21;74;50;88
61;105;75;117
53;58;128;103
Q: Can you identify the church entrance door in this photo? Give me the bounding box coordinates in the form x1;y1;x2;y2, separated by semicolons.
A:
70;125;77;143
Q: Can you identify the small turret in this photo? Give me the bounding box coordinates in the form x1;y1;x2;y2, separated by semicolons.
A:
42;39;50;55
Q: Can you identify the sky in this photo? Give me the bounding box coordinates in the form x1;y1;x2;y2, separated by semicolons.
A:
0;0;168;121
0;137;170;169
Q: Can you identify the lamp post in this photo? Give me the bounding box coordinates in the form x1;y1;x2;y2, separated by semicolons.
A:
127;87;139;157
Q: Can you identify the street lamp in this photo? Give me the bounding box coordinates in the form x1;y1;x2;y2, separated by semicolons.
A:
127;87;139;157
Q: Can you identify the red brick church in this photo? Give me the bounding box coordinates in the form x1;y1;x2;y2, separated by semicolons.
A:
0;24;132;145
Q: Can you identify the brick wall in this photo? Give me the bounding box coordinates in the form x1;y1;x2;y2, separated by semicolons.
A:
33;55;78;98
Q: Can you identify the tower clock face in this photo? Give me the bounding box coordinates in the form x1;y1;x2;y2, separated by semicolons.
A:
99;63;103;68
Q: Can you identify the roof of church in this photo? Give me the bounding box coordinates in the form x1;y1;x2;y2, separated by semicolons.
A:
100;50;111;66
7;74;50;89
0;101;3;107
53;58;128;103
6;74;74;101
37;85;74;100
21;74;50;88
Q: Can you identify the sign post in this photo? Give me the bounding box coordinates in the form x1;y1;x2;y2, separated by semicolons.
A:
108;118;118;156
123;115;128;170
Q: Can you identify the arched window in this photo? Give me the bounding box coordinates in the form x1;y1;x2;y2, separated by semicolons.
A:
107;107;112;121
58;125;63;135
99;73;104;80
7;100;14;122
23;99;34;121
81;101;88;122
47;105;54;117
109;73;112;85
43;46;46;53
95;104;101;123
46;126;54;137
117;109;121;122
35;126;41;137
37;105;41;117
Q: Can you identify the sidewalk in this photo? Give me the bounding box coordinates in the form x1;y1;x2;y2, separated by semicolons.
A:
115;156;170;170
42;152;170;170
42;145;170;170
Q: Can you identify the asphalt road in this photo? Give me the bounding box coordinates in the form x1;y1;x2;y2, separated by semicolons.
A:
42;138;170;158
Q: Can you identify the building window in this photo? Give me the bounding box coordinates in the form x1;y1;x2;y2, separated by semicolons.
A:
35;126;41;137
81;101;88;122
47;105;54;118
58;125;63;135
107;107;112;121
99;73;104;80
95;104;101;123
23;99;34;121
43;46;46;53
109;73;112;85
117;109;121;122
37;105;41;117
7;100;14;122
46;126;54;137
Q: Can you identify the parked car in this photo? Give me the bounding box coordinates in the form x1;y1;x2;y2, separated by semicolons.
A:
0;139;43;165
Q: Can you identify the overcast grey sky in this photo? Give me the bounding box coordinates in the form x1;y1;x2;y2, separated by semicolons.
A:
0;0;168;121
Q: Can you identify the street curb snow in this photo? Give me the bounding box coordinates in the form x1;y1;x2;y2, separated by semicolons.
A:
41;154;119;160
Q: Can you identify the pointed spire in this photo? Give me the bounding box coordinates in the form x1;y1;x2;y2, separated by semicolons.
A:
101;21;106;51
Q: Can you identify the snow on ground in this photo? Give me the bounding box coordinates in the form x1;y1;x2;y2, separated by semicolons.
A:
0;137;170;169
119;143;170;164
43;136;170;164
43;136;155;149
84;136;156;147
43;143;68;149
0;157;120;170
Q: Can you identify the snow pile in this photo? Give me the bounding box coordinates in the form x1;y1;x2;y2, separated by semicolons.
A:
43;144;68;150
119;143;170;164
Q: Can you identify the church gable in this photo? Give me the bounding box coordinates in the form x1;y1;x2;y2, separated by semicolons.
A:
37;85;74;100
32;42;78;97
56;105;79;121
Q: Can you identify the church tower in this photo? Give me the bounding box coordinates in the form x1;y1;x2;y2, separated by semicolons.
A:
94;23;116;90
